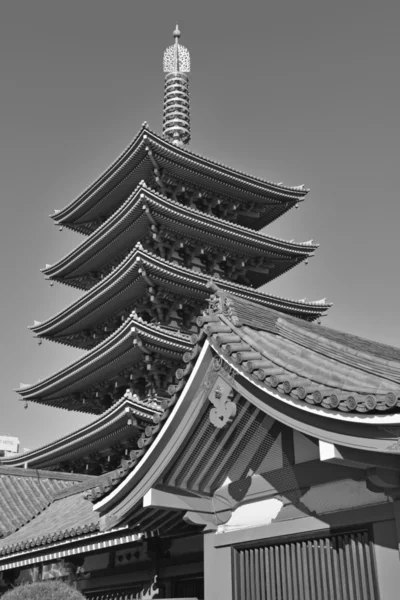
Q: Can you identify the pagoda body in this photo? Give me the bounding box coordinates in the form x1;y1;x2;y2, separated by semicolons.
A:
17;30;327;439
2;27;400;600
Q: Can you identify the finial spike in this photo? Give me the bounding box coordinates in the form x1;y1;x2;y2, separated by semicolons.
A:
162;26;191;146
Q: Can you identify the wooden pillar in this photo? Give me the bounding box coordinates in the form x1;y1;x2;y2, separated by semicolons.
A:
204;532;233;600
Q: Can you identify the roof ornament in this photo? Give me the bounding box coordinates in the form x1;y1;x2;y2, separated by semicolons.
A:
162;25;191;146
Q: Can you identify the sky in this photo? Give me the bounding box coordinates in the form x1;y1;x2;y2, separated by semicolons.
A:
0;0;399;451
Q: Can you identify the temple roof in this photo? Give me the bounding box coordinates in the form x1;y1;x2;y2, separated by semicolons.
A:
51;124;309;233
0;487;198;561
199;290;400;415
6;292;400;548
43;182;317;291
2;397;162;471
0;467;91;538
32;245;329;349
0;490;100;556
78;293;400;519
19;315;192;412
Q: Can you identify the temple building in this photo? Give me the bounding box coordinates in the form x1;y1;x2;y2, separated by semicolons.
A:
0;26;400;600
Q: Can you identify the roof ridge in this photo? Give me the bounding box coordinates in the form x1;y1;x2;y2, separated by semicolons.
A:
0;465;93;481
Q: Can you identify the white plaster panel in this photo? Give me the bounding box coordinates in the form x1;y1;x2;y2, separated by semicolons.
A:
217;498;283;533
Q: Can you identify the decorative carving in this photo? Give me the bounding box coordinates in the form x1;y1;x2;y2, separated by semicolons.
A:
208;376;236;428
212;356;222;371
208;293;222;315
163;27;190;73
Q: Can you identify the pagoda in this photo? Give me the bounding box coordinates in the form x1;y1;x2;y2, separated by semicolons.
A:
2;26;400;600
17;26;327;431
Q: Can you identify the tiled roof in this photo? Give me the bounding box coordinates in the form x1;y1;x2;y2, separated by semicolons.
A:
0;467;89;537
0;488;200;560
51;124;308;233
0;491;99;555
199;290;400;414
43;181;317;290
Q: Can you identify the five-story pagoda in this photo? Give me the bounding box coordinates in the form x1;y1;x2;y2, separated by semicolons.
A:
17;27;328;475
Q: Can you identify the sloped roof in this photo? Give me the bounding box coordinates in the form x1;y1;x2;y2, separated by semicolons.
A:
85;298;400;526
0;467;90;537
51;124;308;233
91;294;400;508
0;491;99;556
43;182;317;291
0;487;199;561
199;290;400;415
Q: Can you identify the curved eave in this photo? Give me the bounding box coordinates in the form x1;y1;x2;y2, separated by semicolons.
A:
32;246;329;347
43;182;317;286
93;342;215;519
51;125;308;231
92;340;400;528
2;398;159;469
199;293;400;415
19;316;192;409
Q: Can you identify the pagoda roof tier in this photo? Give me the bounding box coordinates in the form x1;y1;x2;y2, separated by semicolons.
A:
51;124;309;234
1;397;163;473
19;315;193;413
43;182;317;291
32;245;329;349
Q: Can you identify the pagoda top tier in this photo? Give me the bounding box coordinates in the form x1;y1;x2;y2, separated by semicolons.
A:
51;124;309;234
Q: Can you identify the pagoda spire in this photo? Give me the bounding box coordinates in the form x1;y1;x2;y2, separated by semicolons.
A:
163;25;191;146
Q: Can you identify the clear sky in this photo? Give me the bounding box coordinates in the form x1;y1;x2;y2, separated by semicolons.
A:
0;0;399;451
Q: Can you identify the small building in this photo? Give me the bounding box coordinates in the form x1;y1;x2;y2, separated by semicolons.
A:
0;27;399;600
0;436;20;459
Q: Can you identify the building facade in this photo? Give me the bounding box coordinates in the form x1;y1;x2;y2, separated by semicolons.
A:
0;27;399;600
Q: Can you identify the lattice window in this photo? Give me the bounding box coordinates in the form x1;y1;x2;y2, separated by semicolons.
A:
233;530;378;600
